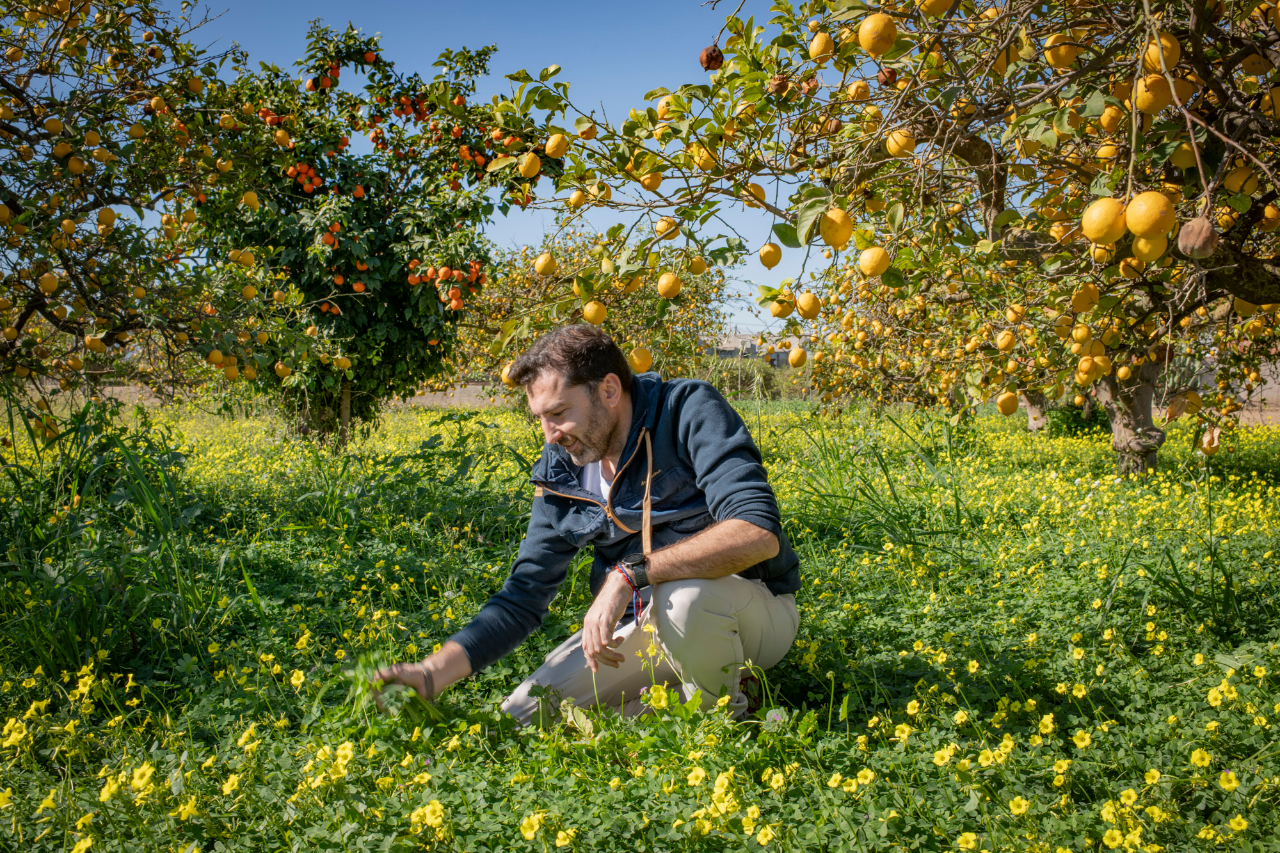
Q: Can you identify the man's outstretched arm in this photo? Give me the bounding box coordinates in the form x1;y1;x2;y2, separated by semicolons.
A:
372;640;472;706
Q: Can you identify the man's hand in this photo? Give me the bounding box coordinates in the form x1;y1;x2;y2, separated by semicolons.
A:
370;641;472;711
371;660;436;712
581;569;633;673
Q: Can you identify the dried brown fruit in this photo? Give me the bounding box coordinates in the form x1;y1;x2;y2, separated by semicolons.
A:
1177;215;1218;258
699;45;724;71
767;74;791;96
877;67;898;87
799;77;820;96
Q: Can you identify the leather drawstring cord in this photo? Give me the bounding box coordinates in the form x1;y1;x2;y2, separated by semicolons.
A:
611;427;655;622
618;431;656;625
642;430;653;557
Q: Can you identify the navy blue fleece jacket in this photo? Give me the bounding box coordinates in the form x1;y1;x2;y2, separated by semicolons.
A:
447;372;800;672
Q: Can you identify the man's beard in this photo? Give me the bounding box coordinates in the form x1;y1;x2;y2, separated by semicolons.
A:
564;394;616;466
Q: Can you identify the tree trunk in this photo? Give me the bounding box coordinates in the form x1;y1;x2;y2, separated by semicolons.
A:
1022;390;1049;432
1095;361;1166;475
338;381;351;449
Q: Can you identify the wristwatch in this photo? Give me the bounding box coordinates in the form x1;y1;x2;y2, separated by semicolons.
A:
619;552;650;589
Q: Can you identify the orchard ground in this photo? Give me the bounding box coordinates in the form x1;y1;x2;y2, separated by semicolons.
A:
1;398;1279;852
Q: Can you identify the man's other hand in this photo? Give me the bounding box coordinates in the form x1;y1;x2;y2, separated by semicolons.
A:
581;570;632;672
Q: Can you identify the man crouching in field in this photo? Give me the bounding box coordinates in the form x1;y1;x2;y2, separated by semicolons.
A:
373;325;800;722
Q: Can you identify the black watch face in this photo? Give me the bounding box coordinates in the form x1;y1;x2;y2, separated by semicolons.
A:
623;552;646;566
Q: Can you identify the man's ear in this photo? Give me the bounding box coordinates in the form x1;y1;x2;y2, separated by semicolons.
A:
600;373;624;409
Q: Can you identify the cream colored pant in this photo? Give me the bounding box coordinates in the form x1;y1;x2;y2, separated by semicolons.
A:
502;574;799;725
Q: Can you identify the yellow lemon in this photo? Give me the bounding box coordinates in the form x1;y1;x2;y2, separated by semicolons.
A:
657;273;682;298
796;291;822;320
886;129;916;158
628;347;653;373
1080;198;1128;244
996;391;1019;416
1134;74;1172;114
759;243;782;269
534;252;558;277
582;300;607;325
545;134;569;158
820;208;853;249
808;32;835;62
1125;191;1175;238
859;246;892;277
1142;31;1181;73
518;153;541;178
1131;234;1167;262
858;13;897;57
1043;33;1080;68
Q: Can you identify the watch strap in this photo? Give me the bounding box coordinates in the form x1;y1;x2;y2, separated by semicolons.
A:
629;557;650;589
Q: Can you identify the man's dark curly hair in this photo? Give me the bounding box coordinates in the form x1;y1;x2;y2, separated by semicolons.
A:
508;324;633;394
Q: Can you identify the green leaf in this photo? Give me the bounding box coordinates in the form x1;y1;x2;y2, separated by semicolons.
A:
853;228;876;251
796;197;829;245
992;209;1020;229
887;202;904;233
485;156;515;173
883;37;917;62
881;268;905;289
1226;192;1252;214
773;222;801;249
975;239;996;255
1081;89;1108;119
539;64;561;82
506;70;534;83
643;87;672;100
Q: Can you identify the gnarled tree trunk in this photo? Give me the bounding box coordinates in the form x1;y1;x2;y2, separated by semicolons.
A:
1095;360;1166;475
1022;390;1049;432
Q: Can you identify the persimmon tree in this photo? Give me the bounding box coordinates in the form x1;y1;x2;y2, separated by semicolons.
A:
0;0;273;431
490;0;1280;473
189;25;503;440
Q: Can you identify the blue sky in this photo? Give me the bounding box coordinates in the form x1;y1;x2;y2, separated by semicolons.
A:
186;0;799;332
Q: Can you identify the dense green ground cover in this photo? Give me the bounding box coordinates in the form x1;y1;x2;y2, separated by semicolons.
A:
1;399;1278;852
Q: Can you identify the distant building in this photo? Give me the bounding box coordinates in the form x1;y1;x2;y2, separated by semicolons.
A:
705;332;801;369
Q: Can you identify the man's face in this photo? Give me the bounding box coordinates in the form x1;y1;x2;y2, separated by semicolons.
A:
526;371;621;466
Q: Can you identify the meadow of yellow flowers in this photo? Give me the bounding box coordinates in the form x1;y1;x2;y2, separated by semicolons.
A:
1;399;1277;851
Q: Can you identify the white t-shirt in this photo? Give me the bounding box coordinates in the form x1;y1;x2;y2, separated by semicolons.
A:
580;460;614;500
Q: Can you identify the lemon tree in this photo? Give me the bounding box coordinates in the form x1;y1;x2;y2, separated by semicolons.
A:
189;26;499;441
491;0;1280;473
0;0;274;427
447;230;729;388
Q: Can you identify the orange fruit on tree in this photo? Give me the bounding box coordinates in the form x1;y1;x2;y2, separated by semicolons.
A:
657;272;682;298
582;300;607;325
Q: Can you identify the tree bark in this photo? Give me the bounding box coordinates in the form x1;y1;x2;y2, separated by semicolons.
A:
1095;360;1166;475
338;380;351;449
1022;390;1049;432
